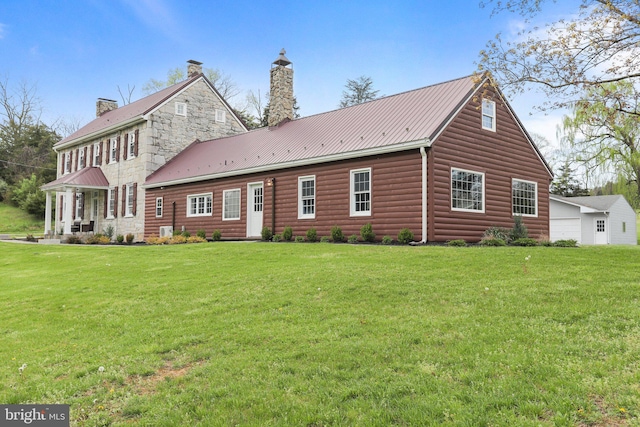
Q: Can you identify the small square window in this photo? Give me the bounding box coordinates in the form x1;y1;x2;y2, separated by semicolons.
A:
175;102;187;116
215;109;226;123
187;193;212;217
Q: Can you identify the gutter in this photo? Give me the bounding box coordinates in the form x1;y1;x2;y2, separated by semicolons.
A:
53;116;145;152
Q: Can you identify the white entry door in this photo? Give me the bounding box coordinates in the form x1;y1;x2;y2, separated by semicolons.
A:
594;217;608;244
246;183;264;238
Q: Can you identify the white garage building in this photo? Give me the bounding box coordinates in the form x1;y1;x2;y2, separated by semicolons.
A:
549;194;637;245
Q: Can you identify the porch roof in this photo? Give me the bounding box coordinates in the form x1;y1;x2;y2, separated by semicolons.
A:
41;167;110;192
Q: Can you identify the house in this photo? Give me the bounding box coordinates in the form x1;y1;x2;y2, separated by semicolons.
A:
41;61;248;240
143;51;553;243
550;194;637;245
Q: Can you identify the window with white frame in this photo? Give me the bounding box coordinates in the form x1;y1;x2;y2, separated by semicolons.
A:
215;109;226;123
107;187;116;218
93;142;100;166
482;99;496;131
128;132;136;159
298;176;316;219
451;168;485;212
155;197;163;218
126;184;135;217
75;192;83;220
187;193;212;217
109;138;117;163
78;149;85;169
350;168;371;216
64;152;71;174
223;189;241;220
512;179;537;216
175;102;187;116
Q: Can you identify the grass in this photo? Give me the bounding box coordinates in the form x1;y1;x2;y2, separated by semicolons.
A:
1;242;639;426
0;202;44;236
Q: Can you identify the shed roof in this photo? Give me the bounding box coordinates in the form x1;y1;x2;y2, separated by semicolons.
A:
550;194;626;211
145;75;481;188
41;167;109;191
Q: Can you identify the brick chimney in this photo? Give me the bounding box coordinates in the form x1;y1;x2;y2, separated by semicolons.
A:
187;60;203;78
268;49;293;127
96;98;118;117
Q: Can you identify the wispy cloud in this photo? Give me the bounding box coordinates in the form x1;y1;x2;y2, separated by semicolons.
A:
119;0;181;40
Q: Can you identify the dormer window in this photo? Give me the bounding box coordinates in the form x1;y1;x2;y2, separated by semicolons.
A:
175;102;187;116
215;109;226;123
482;99;496;132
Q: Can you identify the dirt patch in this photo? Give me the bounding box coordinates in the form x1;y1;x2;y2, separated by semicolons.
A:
127;360;205;396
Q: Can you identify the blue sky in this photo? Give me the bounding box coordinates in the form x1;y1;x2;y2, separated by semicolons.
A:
0;0;580;148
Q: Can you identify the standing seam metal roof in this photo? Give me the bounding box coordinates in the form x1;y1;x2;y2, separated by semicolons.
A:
145;75;479;187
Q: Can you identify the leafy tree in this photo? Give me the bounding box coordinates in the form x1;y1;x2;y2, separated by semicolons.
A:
478;0;640;113
11;173;46;217
258;95;300;128
339;76;379;108
562;81;640;202
142;66;240;101
551;161;590;197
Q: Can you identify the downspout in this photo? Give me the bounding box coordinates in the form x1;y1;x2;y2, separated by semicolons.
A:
172;201;176;233
420;147;428;243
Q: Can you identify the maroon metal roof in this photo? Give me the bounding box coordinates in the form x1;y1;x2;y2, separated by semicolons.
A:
56;74;206;147
41;167;109;191
145;75;479;187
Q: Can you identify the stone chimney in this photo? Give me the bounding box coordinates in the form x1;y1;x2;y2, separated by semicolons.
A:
96;98;118;117
187;60;203;78
268;49;293;127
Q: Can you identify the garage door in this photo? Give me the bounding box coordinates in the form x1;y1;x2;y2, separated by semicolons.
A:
550;218;581;243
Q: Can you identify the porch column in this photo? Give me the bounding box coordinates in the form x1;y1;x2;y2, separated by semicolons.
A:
44;191;52;236
64;187;73;234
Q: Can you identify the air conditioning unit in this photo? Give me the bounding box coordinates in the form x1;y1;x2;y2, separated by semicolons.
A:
159;226;173;237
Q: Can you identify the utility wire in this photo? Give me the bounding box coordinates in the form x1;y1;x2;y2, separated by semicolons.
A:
0;158;57;170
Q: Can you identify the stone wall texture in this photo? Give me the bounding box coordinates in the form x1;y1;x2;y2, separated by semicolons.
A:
269;65;294;127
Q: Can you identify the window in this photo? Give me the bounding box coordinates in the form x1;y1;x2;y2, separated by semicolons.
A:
596;219;605;233
78;148;85;169
109;138;117;163
128;132;136;159
92;191;99;219
623;222;627;233
93;142;100;166
215;109;226;123
223;189;241;220
451;168;484;212
125;184;135;217
482;98;496;131
175;102;187;116
75;192;83;220
253;186;263;212
107;187;116;218
298;176;316;219
350;168;371;216
512;179;538;217
156;197;163;218
187;193;212;217
64;152;71;174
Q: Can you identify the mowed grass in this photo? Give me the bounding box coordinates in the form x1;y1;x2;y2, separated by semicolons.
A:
1;242;639;426
0;202;44;236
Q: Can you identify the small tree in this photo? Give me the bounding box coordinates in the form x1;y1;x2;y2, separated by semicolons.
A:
510;216;528;241
10;174;46;217
339;76;379;108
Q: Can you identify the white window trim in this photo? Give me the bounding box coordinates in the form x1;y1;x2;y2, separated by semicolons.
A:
93;142;100;166
350;168;372;217
64;152;71;174
109;138;117;164
186;193;213;217
107;187;116;219
223;188;241;221
175;102;187;116
125;183;135;217
155;197;163;218
482;98;496;132
127;131;136;159
215;109;226;123
451;167;485;213
512;178;538;217
298;175;316;219
78;149;85;169
75;192;83;221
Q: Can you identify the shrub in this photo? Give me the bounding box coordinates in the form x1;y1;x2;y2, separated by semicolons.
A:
26;234;37;242
146;235;170;245
168;235;187;244
397;228;414;244
272;233;282;242
282;226;293;241
360;223;375;243
510;215;528;240
173;229;182;237
306;228;318;242
348;234;359;244
480;238;506;246
10;174;46;216
483;226;510;243
86;234;110;245
295;235;305;243
196;229;207;239
66;235;83;244
187;236;206;243
448;239;467;247
182;230;191;238
261;226;273;241
103;225;115;239
126;233;135;244
116;234;125;244
382;235;393;245
212;229;222;241
320;236;330;243
331;226;344;243
511;238;539;247
553;239;578;247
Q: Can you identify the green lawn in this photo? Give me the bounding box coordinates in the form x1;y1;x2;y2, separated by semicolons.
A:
1;242;639;426
0;202;44;236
